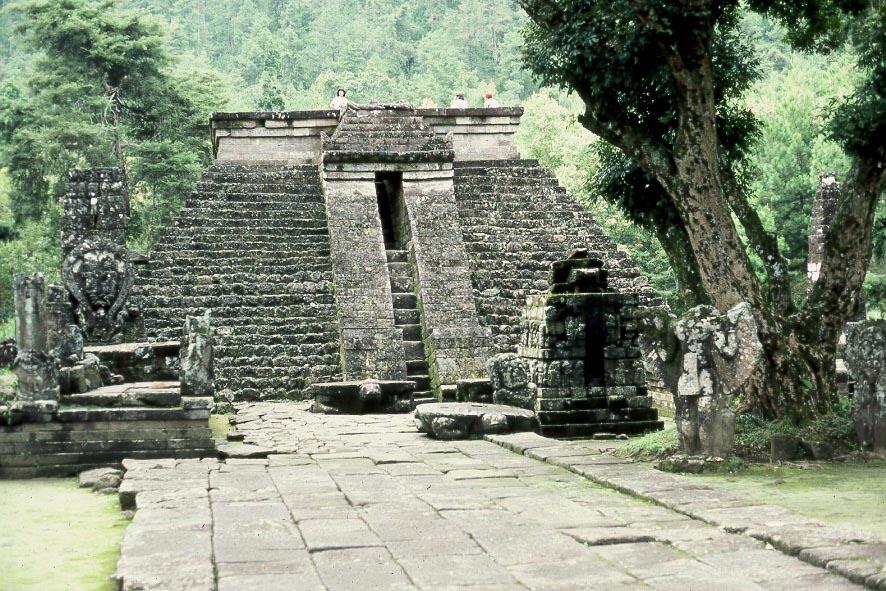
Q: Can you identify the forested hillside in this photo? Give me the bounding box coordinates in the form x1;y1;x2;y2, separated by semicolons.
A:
0;0;881;334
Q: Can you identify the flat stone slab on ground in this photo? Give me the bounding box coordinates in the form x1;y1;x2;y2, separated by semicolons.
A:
111;403;882;591
414;402;536;440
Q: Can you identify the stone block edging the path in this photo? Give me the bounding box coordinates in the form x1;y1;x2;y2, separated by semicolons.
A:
485;431;886;590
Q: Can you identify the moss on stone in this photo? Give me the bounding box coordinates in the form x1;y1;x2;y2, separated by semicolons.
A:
0;478;128;590
691;461;886;538
208;413;234;440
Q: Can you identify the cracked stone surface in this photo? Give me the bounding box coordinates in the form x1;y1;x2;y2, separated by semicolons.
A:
115;403;878;591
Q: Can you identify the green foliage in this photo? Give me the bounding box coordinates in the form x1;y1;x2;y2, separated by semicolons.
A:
0;0;228;236
128;0;535;109
615;427;679;460
516;91;682;309
734;399;858;460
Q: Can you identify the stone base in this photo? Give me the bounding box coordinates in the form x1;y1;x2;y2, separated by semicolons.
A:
415;402;537;440
306;380;415;414
0;382;215;478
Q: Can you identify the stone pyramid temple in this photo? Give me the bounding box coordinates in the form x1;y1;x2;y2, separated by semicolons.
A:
133;105;663;404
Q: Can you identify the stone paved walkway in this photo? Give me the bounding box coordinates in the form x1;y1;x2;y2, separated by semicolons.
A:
114;403;882;591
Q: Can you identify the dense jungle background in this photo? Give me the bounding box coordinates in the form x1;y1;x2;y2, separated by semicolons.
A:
0;0;883;336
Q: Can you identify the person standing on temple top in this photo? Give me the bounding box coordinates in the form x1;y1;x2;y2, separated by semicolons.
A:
450;92;469;108
483;92;501;108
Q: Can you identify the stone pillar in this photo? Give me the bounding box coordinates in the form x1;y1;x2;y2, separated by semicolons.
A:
401;168;493;385
322;169;406;380
180;311;215;398
845;320;886;452
11;273;59;421
62;168;127;256
806;173;839;285
671;303;762;458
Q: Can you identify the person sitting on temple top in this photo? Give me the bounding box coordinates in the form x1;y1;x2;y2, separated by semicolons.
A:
483;92;501;108
330;88;356;112
450;92;469;108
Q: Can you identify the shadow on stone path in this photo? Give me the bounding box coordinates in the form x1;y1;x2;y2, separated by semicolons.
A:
114;403;878;591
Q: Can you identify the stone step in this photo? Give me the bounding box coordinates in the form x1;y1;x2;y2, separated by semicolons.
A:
60;388;181;408
389;273;414;294
394;309;420;325
392;293;418;309
406;360;429;375
410;374;431;391
55;406;209;423
143;294;336;308
403;341;426;360
386;250;408;263
196;182;323;193
399;324;421;341
538;420;664;439
174;219;328;231
413;394;436;406
387;261;411;278
536;407;658;426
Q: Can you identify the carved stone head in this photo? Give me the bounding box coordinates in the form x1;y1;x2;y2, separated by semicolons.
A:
62;238;133;342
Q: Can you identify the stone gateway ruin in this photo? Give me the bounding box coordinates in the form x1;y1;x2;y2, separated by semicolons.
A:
0;104;665;475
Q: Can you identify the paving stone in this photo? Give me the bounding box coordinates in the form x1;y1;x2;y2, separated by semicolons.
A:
299;517;384;551
399;554;519;588
112;403;879;591
312;547;415;590
217;572;326;591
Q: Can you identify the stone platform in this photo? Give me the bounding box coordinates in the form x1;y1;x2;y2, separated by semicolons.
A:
113;402;881;591
0;381;215;478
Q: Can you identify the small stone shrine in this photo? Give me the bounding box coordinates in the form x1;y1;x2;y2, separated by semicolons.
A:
518;250;663;438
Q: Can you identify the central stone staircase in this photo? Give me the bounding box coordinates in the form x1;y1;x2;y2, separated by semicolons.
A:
385;248;434;405
134;164;343;400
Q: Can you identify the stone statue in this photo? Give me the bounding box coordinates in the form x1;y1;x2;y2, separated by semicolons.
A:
671;303;762;457
61;237;133;342
640;302;762;461
844;320;886;452
11;274;59;421
180;311;215;398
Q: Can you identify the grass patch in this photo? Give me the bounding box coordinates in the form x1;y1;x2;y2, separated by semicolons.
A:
0;478;128;590
691;460;886;537
616;427;679;460
0;316;13;340
209;413;234;440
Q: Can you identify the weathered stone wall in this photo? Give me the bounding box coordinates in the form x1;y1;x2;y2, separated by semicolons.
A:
62;168;127;256
211;111;340;164
211;108;522;164
134;164;343;400
418;108;522;161
321;169;407;380
401;169;493;384
454;160;663;354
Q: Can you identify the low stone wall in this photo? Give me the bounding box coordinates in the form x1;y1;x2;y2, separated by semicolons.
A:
211;110;340;164
418;107;523;161
210;107;523;164
0;407;214;478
